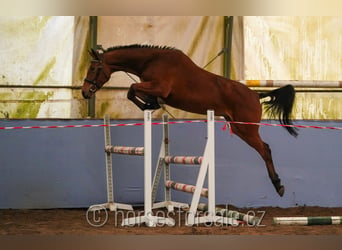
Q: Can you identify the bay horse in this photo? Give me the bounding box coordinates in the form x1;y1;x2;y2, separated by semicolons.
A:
82;44;298;197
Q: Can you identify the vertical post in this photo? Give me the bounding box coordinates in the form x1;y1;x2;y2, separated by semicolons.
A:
223;16;234;79
151;114;168;203
152;113;189;212
122;110;175;227
186;110;215;225
144;110;152;218
163;114;171;203
89;115;132;212
104;114;114;205
207;110;215;218
151;114;170;204
88;16;97;118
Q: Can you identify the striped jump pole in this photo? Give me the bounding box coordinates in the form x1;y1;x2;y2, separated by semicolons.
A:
165;180;208;198
164;156;203;165
197;203;260;225
273;216;342;226
105;146;144;156
240;80;342;88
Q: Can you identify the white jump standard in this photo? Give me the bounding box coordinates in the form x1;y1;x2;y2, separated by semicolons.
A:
88;114;133;212
119;111;174;227
152;110;239;226
90;111;174;227
92;110;239;227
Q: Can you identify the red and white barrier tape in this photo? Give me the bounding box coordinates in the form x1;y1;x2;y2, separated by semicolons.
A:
220;120;342;131
0;120;203;130
0;119;341;131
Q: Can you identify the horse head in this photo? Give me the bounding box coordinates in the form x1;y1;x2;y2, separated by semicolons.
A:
82;49;111;99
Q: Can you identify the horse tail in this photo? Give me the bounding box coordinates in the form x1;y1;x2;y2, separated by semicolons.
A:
259;84;298;137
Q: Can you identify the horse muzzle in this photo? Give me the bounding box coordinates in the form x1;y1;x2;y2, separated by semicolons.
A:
82;82;98;99
82;90;91;99
82;88;97;99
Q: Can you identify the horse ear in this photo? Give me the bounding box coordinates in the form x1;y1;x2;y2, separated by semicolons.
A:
89;48;100;60
88;49;95;59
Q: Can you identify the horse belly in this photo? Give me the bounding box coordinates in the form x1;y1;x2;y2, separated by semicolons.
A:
164;93;226;116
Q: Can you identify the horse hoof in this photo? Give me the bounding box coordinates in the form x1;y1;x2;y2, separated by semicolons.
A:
278;186;285;197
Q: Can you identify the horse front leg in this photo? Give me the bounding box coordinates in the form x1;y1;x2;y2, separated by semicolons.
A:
128;81;171;110
127;85;161;110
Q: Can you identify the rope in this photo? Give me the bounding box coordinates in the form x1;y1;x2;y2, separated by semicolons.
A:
1;119;341;131
203;48;227;69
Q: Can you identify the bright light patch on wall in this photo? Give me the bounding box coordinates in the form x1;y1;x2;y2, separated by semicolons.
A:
0;16;74;118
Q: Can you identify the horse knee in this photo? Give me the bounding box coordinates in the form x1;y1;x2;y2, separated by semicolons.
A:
127;86;135;100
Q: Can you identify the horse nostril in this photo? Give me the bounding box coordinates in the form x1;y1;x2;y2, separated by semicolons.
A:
82;91;89;99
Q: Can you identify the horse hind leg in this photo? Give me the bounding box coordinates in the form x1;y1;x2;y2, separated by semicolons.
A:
231;124;285;197
262;142;285;196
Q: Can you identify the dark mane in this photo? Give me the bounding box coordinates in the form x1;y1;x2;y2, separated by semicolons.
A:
105;44;179;53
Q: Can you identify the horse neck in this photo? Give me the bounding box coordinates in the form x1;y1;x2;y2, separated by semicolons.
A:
104;49;154;76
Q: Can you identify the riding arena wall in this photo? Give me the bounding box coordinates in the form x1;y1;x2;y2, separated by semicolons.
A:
0;118;341;209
